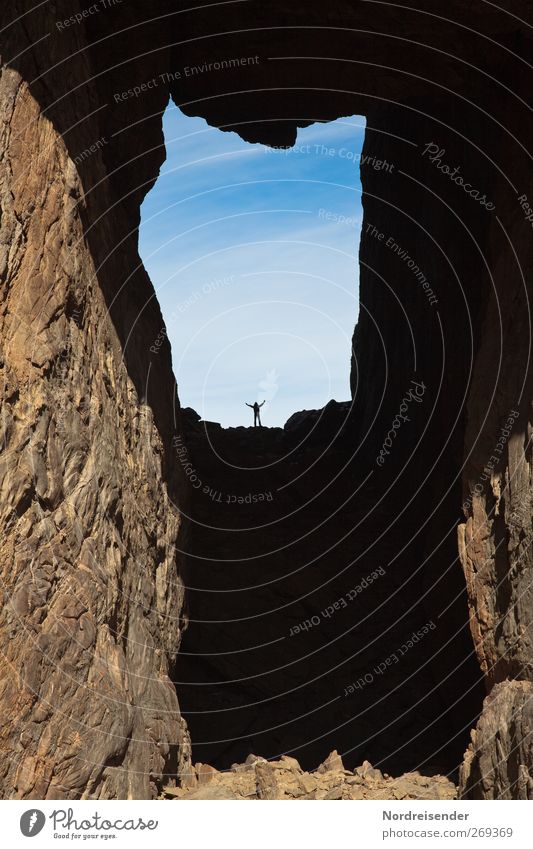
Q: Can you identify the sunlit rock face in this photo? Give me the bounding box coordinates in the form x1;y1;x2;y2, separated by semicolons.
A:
0;1;191;800
0;0;531;798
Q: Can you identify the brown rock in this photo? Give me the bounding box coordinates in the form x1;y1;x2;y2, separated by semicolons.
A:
178;784;240;801
324;785;344;800
298;773;317;795
245;753;267;766
170;750;457;801
0;7;195;801
355;760;384;781
255;762;284;800
162;785;183;799
195;763;219;785
276;755;303;773
317;750;345;774
460;682;533;799
348;785;367;800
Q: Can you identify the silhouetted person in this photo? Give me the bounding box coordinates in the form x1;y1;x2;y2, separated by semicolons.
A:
246;400;265;427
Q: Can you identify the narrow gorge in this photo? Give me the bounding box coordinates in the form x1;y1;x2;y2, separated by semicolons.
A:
0;0;532;801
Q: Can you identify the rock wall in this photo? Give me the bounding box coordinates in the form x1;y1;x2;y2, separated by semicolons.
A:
457;155;533;798
0;1;191;799
1;0;532;798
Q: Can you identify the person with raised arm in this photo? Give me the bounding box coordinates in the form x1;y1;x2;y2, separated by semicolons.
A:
245;400;265;427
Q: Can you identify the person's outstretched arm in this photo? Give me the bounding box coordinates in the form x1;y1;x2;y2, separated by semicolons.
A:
259;400;265;407
245;403;253;408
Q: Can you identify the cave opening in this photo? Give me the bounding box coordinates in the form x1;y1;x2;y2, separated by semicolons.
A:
139;104;365;427
139;102;485;779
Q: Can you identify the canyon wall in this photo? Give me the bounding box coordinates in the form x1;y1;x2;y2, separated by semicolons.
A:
0;0;532;798
0;1;191;799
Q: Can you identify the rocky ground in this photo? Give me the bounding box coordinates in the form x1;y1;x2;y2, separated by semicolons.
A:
162;751;456;801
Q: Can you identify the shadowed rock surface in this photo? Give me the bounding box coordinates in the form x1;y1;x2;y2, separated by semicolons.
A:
177;405;481;776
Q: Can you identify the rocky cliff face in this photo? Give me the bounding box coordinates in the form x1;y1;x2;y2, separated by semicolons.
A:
1;0;532;799
0;2;191;799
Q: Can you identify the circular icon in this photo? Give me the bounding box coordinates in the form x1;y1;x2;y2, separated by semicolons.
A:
20;810;46;837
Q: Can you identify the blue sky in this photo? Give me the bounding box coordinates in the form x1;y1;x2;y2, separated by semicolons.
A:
139;105;365;427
